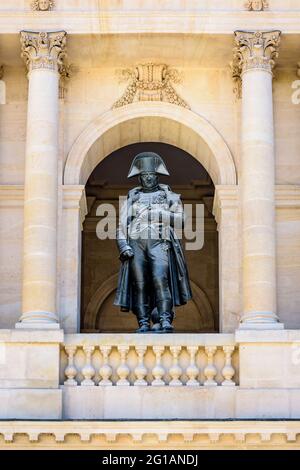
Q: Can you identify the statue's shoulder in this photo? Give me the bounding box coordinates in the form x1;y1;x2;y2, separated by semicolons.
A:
159;184;182;203
127;186;142;201
128;186;141;195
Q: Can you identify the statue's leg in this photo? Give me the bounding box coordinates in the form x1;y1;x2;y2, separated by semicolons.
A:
150;307;160;332
129;238;151;333
148;240;174;332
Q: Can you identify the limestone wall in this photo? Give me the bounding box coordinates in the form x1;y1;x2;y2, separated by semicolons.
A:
2;63;300;185
0;188;23;328
0;67;27;185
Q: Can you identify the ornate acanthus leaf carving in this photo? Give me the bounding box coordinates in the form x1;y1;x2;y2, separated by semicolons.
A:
232;30;281;97
20;31;68;75
58;62;72;99
230;61;243;99
112;63;190;109
244;0;269;11
31;0;55;11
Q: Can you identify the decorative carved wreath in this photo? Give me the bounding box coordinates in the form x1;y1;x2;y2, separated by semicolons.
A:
112;63;190;109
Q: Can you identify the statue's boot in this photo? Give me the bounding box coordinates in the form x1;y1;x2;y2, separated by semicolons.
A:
150;308;162;333
135;307;151;333
160;311;174;333
151;308;175;333
136;324;150;333
151;322;162;333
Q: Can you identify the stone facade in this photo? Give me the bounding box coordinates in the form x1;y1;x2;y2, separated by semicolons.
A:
1;0;300;449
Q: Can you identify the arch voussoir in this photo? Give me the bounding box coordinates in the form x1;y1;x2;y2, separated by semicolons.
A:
64;102;237;187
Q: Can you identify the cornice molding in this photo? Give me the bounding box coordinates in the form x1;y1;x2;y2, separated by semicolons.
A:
0;420;300;446
0;11;300;35
1;185;300;211
62;185;88;228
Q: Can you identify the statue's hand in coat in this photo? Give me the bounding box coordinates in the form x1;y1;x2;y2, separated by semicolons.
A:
149;207;172;224
120;249;134;263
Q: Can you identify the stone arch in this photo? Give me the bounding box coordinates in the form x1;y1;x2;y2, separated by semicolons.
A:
64;101;237;186
84;273;119;330
83;273;215;332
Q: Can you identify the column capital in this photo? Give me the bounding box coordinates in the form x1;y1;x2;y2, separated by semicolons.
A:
232;30;281;95
20;30;67;76
233;30;281;75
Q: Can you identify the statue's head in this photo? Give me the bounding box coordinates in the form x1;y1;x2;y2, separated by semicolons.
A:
32;0;54;11
252;0;263;10
128;152;169;191
139;172;159;190
39;0;49;9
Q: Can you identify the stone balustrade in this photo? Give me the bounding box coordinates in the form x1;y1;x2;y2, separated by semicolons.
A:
61;333;238;387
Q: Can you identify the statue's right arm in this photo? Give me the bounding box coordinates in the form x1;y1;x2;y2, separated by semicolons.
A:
116;196;133;258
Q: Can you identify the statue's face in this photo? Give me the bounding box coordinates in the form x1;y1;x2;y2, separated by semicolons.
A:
139;172;159;190
252;0;262;10
38;0;50;10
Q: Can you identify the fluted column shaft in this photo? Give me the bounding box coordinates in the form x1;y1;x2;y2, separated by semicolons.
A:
234;30;283;328
17;31;67;328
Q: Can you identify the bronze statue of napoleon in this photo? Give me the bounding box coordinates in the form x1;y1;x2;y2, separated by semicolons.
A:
114;152;192;333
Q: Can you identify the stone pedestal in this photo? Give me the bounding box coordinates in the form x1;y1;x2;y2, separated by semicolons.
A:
0;329;63;419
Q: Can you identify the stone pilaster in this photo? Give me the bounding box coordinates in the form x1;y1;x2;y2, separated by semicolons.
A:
17;31;67;328
233;30;283;329
0;65;5;105
213;186;240;332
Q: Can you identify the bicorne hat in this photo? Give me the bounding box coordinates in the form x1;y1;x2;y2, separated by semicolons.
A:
127;152;170;178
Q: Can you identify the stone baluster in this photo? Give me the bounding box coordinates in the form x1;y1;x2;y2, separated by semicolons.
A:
134;346;148;386
233;30;283;329
81;345;95;386
169;346;183;386
116;345;130;386
99;345;113;386
221;345;236;386
64;345;77;386
204;346;218;386
186;346;200;387
17;31;67;328
151;346;165;386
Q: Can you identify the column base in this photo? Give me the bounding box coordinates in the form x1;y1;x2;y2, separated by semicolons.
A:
16;310;59;328
238;322;284;331
15;322;60;330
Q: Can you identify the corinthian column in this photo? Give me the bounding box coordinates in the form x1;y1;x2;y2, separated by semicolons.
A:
17;31;67;328
233;30;283;329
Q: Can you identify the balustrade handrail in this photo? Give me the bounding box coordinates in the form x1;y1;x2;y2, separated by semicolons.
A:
63;332;236;347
